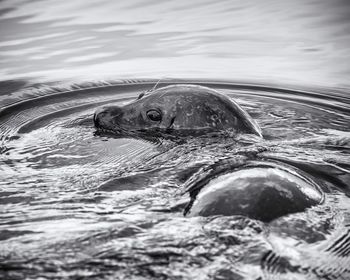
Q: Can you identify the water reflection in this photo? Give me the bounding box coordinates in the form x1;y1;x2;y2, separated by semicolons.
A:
0;0;349;87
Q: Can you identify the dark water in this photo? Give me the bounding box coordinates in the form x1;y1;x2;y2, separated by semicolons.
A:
1;1;350;280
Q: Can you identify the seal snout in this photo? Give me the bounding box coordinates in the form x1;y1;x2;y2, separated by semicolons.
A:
93;106;108;128
93;105;124;129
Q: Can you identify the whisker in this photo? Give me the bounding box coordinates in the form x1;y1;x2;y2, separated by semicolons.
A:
151;79;161;91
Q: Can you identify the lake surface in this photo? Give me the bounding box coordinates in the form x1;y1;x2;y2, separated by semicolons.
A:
0;1;350;280
1;0;350;87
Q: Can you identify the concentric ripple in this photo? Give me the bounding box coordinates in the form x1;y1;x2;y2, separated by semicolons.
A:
0;80;350;280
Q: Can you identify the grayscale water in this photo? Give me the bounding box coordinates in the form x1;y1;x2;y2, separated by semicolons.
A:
0;1;350;280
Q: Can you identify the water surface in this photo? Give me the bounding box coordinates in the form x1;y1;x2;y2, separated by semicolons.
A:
1;1;350;279
1;80;349;279
0;0;350;87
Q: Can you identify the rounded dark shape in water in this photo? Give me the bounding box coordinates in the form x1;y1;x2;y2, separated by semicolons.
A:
93;84;262;137
185;167;324;222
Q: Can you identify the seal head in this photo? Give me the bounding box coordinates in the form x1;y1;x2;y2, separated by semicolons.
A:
94;84;262;137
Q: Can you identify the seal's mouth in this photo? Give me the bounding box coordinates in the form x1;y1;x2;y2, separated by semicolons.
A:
94;127;122;135
94;117;127;136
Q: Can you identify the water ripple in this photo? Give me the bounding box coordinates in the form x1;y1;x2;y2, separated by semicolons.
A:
0;80;349;279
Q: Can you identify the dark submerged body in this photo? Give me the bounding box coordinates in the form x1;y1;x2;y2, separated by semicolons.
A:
184;162;324;222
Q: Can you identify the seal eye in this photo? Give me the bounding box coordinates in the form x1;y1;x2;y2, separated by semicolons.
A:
146;110;162;122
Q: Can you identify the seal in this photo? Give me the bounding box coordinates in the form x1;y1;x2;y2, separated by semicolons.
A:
93;84;262;137
92;84;327;222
